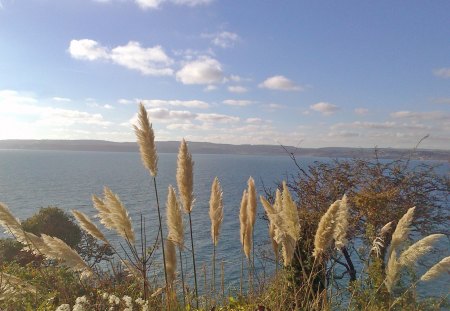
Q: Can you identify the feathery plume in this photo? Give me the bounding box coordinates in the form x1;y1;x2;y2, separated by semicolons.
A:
247;177;257;230
0;202;22;233
92;194;114;230
134;102;158;177
41;234;92;277
313;199;341;257
72;210;108;243
389;206;415;259
166;185;184;249
209;177;224;246
239;190;248;246
165;239;177;285
333;194;349;250
281;182;300;242
177;139;194;214
103;187;135;243
420;256;450;281
371;221;393;257
385;250;399;293
281;236;296;266
398;234;445;267
260;196;280;257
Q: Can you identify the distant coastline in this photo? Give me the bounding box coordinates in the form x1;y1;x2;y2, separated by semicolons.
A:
0;139;448;161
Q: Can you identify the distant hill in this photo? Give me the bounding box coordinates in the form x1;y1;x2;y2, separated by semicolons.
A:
0;139;448;161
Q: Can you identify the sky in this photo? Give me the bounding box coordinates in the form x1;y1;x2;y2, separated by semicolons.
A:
0;0;449;149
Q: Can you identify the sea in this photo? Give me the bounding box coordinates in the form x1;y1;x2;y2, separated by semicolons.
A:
0;149;448;301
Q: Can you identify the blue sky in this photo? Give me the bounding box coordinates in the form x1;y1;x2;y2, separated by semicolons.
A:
0;0;449;149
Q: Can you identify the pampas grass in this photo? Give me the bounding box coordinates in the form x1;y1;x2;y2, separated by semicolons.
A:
209;177;224;247
239;190;249;250
398;234;445;267
102;187;135;243
41;234;92;277
371;221;393;257
333;194;349;250
165;239;177;285
177;139;194;214
72;210;108;244
420;256;450;281
176;138;198;307
134;102;158;177
385;250;399;294
388;206;415;259
209;177;223;293
313;199;341;258
166;185;184;249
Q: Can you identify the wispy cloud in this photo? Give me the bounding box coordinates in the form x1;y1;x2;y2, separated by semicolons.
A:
69;39;173;76
142;99;209;109
354;108;368;115
310;102;340;116
433;67;450;78
228;85;248;93
202;31;240;48
52;97;72;102
259;75;303;91
222;99;254;107
135;0;212;10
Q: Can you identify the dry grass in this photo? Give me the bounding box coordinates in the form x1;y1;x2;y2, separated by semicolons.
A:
134;102;158;177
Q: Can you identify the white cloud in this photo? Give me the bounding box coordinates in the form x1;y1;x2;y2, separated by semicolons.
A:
52;97;71;102
203;31;240;48
146;108;197;121
432;97;450;105
118;98;135;105
142;99;209;109
310;102;339;116
0;90;112;130
136;0;212;9
176;57;223;85
222;99;254;107
68;39;109;61
246;118;262;123
259;75;303;91
228;86;248;93
196;113;239;123
110;42;173;76
69;39;173;76
390;110;450;122
204;85;218;92
354;108;368;115
433;67;450;78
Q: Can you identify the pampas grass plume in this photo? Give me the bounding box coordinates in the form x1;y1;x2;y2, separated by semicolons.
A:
420;256;450;281
134;102;158;177
333;194;349;250
389;206;415;259
166;185;184;249
247;177;257;229
281;181;300;242
177;139;194;214
313;199;341;257
41;234;92;277
398;234;445;266
385;250;399;293
209;177;224;246
103;187;135;243
72;210;108;243
165;239;177;285
239;190;248;246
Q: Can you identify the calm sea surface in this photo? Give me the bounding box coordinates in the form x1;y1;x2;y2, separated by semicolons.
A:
0;150;448;299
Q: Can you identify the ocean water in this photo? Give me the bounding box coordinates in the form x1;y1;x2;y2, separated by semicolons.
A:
0;149;448;299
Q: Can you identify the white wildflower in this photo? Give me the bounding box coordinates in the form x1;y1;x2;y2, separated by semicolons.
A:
108;294;120;305
135;297;145;305
102;292;109;300
56;304;71;311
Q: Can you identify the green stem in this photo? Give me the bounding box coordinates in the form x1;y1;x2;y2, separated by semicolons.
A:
188;212;199;309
